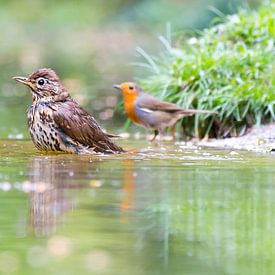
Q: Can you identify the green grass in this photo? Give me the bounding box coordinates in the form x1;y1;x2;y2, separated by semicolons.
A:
135;2;275;138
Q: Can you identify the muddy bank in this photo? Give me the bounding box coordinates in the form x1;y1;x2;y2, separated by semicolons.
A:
121;123;275;153
196;123;275;152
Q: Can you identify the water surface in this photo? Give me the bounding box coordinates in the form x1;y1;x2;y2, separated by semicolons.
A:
0;139;275;275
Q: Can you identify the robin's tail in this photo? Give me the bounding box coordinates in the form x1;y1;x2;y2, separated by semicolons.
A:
180;109;217;116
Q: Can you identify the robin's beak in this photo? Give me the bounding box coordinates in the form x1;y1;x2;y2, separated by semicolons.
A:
113;84;122;90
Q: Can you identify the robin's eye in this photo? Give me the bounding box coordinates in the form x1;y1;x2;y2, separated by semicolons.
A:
129;86;134;90
37;78;45;86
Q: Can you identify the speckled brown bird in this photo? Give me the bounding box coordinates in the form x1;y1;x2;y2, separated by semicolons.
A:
13;68;124;154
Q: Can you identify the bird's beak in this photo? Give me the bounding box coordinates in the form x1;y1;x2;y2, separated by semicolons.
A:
13;76;33;88
113;84;122;90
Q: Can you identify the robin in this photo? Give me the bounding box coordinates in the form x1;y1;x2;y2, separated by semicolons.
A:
13;68;124;154
113;82;216;141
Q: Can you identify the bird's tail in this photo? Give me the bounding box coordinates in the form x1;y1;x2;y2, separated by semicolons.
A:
105;133;125;153
95;137;125;154
105;142;125;154
180;109;217;116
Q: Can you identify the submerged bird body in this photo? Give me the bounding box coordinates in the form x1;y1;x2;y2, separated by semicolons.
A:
114;82;215;141
14;68;124;154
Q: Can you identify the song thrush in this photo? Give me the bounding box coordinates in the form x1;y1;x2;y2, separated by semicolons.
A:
13;68;124;154
113;82;216;141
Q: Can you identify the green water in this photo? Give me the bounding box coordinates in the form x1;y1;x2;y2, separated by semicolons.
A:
0;139;275;274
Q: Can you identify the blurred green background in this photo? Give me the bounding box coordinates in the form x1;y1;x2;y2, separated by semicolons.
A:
0;0;262;138
0;2;273;275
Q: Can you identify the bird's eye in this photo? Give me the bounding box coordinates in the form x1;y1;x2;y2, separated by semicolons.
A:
129;86;134;90
37;78;45;86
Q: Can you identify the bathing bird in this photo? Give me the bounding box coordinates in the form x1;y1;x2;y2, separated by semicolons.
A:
13;68;124;154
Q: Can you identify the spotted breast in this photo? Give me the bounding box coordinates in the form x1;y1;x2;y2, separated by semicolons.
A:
28;102;61;151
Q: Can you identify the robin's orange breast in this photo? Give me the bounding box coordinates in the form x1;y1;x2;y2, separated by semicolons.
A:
123;94;140;124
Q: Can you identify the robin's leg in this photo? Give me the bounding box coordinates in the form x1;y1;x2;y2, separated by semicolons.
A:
170;123;177;141
150;130;159;142
159;129;165;141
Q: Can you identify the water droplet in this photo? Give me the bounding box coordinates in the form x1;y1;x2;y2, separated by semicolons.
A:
84;250;111;272
69;171;74;177
47;236;72;258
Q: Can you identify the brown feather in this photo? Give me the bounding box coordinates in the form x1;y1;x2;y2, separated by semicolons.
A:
52;99;124;153
137;92;216;115
29;68;60;82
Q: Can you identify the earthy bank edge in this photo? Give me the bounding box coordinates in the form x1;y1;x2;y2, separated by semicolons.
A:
196;123;275;152
119;122;275;152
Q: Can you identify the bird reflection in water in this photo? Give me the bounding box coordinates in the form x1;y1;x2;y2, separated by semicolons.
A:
120;160;136;212
28;154;97;236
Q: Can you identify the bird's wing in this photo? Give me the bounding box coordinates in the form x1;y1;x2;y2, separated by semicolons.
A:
136;93;183;112
52;100;124;153
137;93;216;115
